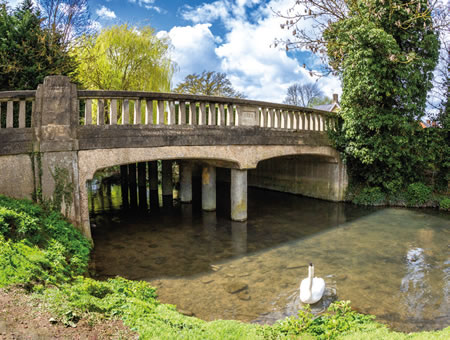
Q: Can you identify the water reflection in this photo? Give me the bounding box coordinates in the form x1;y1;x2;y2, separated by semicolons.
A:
89;179;449;332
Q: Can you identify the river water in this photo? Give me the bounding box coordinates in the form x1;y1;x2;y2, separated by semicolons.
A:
89;179;449;332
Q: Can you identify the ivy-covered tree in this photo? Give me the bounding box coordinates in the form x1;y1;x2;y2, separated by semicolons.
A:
277;0;441;193
0;0;76;90
175;71;245;98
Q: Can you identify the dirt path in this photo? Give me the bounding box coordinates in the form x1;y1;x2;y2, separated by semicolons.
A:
0;288;137;340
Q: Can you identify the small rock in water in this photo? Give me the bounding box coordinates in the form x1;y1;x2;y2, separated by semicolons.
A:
225;273;235;278
211;265;221;272
238;272;250;277
225;282;248;294
237;290;251;301
201;278;214;284
148;244;158;248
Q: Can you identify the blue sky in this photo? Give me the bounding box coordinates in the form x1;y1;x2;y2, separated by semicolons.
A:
6;0;341;102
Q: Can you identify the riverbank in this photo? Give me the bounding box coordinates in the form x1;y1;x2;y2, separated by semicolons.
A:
0;195;449;339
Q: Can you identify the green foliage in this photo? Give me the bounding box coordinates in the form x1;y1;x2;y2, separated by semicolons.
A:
326;0;440;194
404;182;433;206
0;0;76;90
0;195;91;287
174;71;245;98
73;24;173;91
262;301;376;340
439;197;450;211
349;186;386;206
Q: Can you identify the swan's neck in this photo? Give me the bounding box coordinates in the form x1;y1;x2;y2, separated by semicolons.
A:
308;265;314;290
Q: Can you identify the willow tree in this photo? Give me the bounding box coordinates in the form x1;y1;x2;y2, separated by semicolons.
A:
73;24;174;91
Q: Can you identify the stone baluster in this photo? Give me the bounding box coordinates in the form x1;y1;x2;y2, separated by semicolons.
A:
134;99;141;124
122;99;129;124
145;99;153;124
6;101;13;128
84;99;92;125
219;104;225;126
110;99;117;125
189;102;197;125
97;99;105;125
18;101;25;128
227;104;234;126
199;102;207;125
208;103;216;125
157;100;165;124
179;101;186;125
167;101;175;125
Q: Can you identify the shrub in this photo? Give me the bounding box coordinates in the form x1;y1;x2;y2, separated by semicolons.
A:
439;197;450;211
405;182;432;206
351;187;386;206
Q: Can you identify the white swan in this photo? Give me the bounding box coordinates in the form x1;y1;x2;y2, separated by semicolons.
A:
299;263;325;304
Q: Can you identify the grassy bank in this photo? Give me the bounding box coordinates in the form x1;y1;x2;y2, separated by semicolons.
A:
0;195;448;339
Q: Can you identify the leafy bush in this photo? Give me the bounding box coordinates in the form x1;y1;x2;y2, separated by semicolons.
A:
439;197;450;211
0;195;91;287
263;301;376;340
350;186;386;206
405;182;432;206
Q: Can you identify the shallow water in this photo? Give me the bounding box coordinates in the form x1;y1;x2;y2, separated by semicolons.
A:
89;180;449;332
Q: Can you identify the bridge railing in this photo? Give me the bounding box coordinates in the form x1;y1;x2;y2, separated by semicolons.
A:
77;90;337;131
0;91;36;129
0;88;337;131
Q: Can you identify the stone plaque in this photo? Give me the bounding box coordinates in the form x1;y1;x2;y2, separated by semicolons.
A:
239;106;258;126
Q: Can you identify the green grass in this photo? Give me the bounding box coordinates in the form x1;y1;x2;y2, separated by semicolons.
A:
1;194;449;339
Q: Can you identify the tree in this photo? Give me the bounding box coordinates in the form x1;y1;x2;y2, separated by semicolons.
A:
0;0;76;90
73;24;174;91
174;71;245;98
283;82;327;107
37;0;92;46
277;0;441;193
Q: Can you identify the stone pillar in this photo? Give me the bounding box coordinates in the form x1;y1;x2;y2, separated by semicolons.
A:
120;165;129;208
148;161;159;209
179;162;192;203
137;162;147;210
162;160;173;207
33;76;86;237
202;165;216;211
128;163;137;208
231;169;247;221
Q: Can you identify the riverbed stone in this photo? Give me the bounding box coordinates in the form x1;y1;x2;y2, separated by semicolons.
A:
201;278;214;284
237;290;251;301
224;281;248;294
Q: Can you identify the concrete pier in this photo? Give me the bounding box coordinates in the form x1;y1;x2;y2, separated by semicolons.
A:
120;165;129;208
231;169;247;221
202;165;216;211
179;162;192;203
162;160;173;207
137;162;147;210
148;161;159;209
128;163;137;208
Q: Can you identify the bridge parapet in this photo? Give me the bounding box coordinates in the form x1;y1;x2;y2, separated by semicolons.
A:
77;90;336;132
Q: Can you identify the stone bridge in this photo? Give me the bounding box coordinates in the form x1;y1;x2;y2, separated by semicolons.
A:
0;76;347;241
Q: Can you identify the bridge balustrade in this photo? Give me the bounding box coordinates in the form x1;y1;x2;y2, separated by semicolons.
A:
77;90;336;131
0;91;35;128
0;89;336;132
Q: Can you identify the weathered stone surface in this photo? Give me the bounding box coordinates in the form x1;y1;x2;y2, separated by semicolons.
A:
0;154;34;200
224;282;248;294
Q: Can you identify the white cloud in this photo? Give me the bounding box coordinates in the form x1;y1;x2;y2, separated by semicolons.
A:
176;0;341;102
96;6;116;19
159;24;221;86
